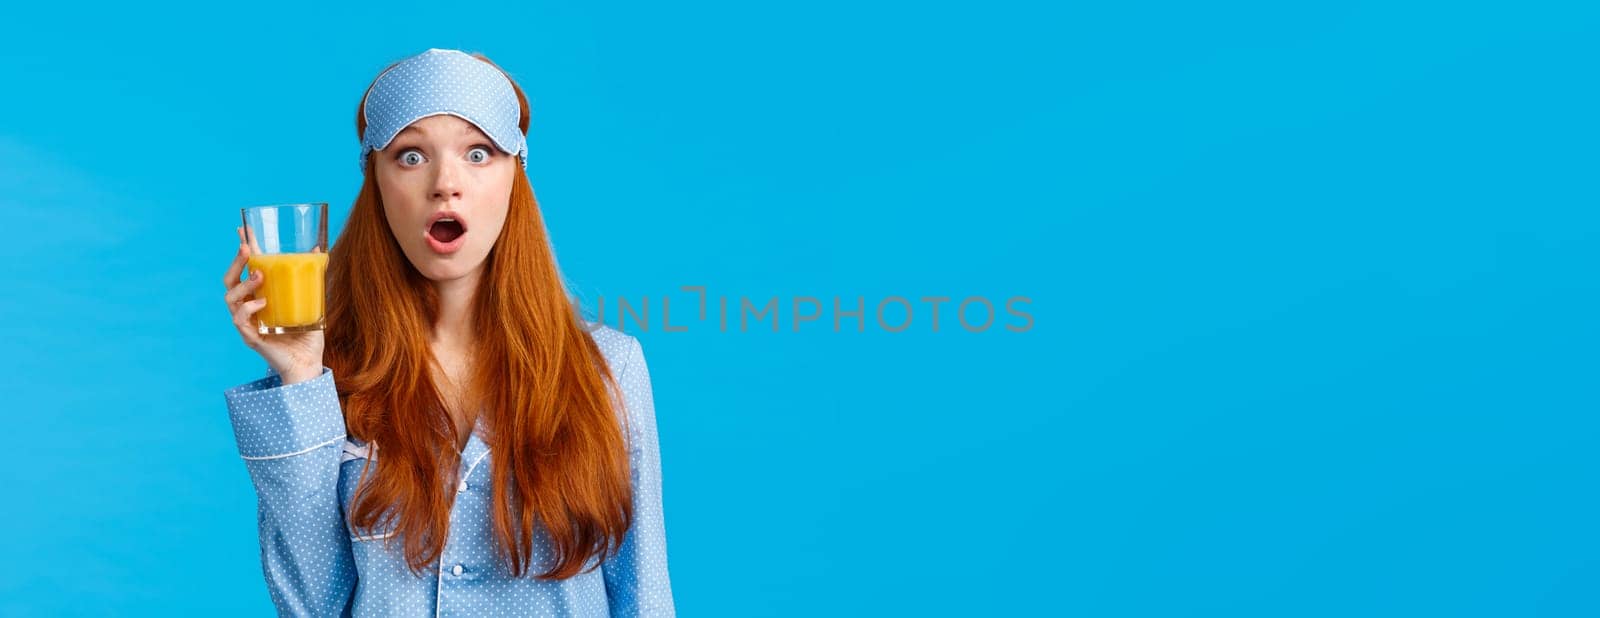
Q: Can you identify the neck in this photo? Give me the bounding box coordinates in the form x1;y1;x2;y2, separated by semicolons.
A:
430;267;480;350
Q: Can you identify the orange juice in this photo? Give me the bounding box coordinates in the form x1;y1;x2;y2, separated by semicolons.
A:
247;252;329;330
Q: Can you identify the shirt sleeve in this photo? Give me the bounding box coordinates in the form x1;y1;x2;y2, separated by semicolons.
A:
223;367;358;617
603;337;678;616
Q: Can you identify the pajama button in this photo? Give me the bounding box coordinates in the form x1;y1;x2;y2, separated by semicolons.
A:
452;564;464;576
458;480;468;492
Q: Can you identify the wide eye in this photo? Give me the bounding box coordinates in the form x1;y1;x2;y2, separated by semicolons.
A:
467;146;491;164
398;149;425;167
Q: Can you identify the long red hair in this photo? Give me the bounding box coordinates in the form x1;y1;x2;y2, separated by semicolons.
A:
325;53;633;580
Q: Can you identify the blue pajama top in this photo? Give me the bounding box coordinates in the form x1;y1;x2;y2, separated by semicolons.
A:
221;325;675;616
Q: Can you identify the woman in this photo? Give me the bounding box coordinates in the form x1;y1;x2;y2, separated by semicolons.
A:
219;48;675;616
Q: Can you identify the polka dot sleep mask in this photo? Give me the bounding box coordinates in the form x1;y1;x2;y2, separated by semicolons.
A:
359;48;528;173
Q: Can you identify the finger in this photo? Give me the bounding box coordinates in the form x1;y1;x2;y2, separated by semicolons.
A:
233;298;268;342
224;270;264;307
222;240;248;289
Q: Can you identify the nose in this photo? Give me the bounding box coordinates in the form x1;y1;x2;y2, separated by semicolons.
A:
430;158;464;202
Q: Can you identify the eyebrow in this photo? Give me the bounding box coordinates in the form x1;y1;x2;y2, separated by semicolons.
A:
395;123;476;139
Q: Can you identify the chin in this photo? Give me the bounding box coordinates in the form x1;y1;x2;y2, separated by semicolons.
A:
417;262;477;282
403;251;469;281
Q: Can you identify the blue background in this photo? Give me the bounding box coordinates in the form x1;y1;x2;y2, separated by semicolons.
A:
2;1;1595;615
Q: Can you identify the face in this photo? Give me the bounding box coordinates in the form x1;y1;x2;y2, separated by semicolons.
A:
374;114;516;284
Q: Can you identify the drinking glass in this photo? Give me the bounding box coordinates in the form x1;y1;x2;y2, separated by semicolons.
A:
241;203;329;334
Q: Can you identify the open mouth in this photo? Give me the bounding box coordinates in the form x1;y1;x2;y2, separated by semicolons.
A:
429;218;466;243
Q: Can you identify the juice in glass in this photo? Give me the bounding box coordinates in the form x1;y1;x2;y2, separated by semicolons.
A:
241;202;329;335
247;251;329;331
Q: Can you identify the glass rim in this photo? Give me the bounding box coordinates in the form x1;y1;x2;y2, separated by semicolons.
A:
240;202;329;212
